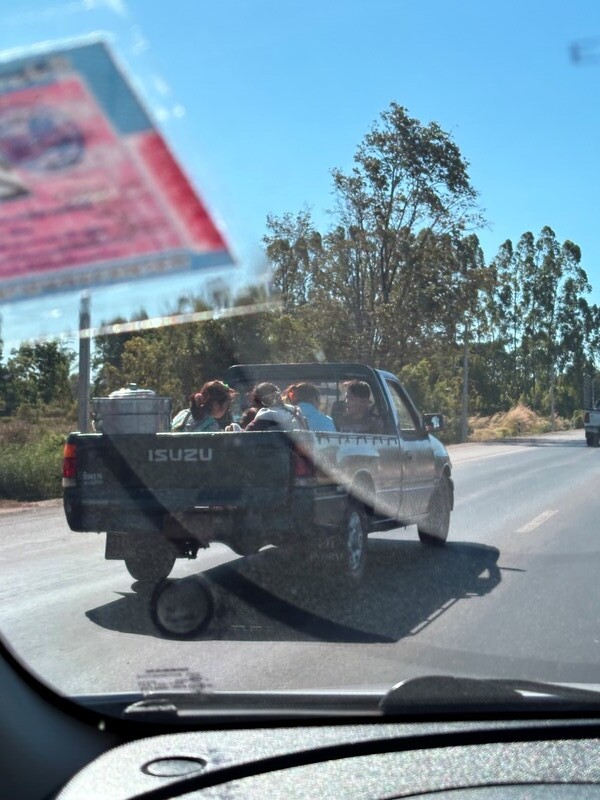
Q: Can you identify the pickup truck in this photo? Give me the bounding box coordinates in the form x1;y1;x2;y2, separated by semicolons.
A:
63;362;454;584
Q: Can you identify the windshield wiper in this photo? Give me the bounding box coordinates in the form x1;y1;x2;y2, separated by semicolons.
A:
380;675;600;716
76;677;600;723
76;688;385;722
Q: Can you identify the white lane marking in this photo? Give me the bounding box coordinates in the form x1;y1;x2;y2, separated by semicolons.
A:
516;509;558;533
451;446;532;464
409;598;459;635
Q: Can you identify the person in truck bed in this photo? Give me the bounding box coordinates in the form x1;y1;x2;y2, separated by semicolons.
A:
335;379;384;434
244;382;307;431
171;380;236;432
285;382;336;432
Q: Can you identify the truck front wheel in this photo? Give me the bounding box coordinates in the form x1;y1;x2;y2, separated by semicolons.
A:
125;543;176;583
418;475;451;546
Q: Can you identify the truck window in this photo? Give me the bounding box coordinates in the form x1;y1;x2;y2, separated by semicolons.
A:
385;380;421;436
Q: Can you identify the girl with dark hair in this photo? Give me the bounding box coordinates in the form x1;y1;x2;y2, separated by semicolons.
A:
244;382;307;431
171;380;236;432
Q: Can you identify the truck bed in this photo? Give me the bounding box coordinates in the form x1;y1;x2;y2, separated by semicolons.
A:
64;430;299;533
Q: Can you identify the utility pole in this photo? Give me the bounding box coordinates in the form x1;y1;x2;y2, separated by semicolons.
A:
460;319;469;443
549;369;556;430
584;373;592;409
77;294;91;433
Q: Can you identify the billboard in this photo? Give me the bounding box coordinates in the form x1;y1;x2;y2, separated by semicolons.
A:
0;40;234;302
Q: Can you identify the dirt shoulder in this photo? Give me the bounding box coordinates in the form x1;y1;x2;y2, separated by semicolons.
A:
0;498;62;515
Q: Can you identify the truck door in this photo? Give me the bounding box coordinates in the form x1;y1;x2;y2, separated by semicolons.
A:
384;379;436;518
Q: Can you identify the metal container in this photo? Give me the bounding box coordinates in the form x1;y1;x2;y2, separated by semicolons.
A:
92;384;172;434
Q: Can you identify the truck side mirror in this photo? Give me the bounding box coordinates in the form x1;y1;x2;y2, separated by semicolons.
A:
423;413;444;432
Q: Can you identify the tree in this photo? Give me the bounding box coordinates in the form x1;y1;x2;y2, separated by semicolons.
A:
92;312;149;396
265;102;484;369
331;102;481;304
2;340;74;415
264;209;322;312
488;227;593;416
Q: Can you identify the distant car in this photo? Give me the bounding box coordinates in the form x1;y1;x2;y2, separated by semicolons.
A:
584;406;600;446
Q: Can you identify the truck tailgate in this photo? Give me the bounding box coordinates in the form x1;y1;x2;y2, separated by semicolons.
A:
66;431;295;527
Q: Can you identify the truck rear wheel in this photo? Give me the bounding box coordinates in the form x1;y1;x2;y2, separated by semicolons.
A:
125;543;176;583
335;501;367;583
418;475;451;546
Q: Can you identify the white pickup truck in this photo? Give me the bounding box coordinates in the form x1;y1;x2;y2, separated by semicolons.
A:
63;361;453;584
584;407;600;446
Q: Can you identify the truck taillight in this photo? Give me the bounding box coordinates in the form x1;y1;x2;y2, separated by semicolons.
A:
62;443;77;485
292;444;315;482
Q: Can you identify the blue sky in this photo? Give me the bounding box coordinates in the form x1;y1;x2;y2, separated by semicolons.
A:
0;0;599;352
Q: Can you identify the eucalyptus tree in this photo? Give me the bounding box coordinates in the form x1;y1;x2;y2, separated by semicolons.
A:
490;227;592;415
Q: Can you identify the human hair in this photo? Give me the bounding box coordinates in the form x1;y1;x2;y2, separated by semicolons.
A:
240;407;257;428
190;380;235;421
290;382;321;406
252;382;282;408
345;379;371;400
282;384;298;404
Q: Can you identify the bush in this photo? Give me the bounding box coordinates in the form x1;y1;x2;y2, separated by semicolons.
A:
0;419;31;446
572;409;585;429
436;415;460;445
15;403;41;423
0;431;65;501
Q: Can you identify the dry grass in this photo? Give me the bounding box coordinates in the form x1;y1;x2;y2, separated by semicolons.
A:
469;403;570;441
0;412;75;447
0;413;75;501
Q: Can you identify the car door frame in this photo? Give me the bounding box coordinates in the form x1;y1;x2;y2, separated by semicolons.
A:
377;374;437;519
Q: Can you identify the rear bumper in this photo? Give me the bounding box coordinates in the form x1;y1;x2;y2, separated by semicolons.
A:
63;484;346;546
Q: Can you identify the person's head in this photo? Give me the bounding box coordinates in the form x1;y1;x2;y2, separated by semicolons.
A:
291;382;321;409
252;382;282;409
191;380;235;421
344;380;371;418
282;384;298;405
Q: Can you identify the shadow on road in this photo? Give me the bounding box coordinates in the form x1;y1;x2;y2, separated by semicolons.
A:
86;539;502;643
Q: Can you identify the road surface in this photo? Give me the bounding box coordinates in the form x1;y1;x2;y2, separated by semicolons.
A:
1;429;599;697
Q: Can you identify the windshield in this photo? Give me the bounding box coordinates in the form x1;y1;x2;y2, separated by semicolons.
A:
1;0;600;715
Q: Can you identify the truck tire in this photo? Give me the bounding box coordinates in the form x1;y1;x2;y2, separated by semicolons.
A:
418;475;451;546
229;536;261;557
335;501;367;583
594;433;600;447
586;433;594;446
125;543;176;583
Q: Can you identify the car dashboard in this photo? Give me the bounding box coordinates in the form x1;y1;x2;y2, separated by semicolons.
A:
4;641;600;800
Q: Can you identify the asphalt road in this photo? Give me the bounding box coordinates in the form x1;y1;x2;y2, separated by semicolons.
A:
1;428;599;697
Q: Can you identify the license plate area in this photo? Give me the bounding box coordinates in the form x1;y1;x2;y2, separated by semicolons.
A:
163;508;237;543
